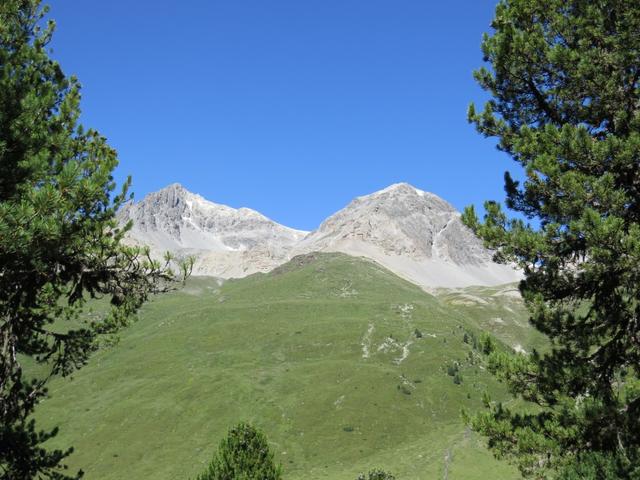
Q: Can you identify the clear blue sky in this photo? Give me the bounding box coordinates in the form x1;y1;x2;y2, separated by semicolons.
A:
48;0;511;231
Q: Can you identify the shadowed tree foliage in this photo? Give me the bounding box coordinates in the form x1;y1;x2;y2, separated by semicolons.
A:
0;1;191;478
462;0;640;478
356;469;396;480
194;423;282;480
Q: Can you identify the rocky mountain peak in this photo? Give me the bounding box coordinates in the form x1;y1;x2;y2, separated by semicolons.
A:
142;182;189;208
117;184;307;277
119;182;519;288
307;183;472;262
354;182;455;214
293;183;519;288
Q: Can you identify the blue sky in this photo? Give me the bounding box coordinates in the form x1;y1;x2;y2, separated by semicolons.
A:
48;0;511;231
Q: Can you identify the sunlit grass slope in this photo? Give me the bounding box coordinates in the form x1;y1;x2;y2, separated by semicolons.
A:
438;284;546;354
38;253;523;479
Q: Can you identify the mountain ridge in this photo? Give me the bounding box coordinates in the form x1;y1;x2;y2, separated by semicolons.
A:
117;183;307;277
117;182;520;288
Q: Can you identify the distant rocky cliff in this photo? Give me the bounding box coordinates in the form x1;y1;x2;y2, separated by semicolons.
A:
117;183;307;277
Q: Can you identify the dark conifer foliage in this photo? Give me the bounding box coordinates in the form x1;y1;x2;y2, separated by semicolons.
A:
356;469;396;480
0;1;191;478
195;423;282;480
463;0;640;477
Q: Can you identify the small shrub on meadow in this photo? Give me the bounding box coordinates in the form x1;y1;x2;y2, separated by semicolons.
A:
194;423;282;480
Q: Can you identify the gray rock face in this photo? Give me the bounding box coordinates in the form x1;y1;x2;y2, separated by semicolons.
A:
292;183;520;288
119;182;520;288
296;183;490;264
117;184;307;277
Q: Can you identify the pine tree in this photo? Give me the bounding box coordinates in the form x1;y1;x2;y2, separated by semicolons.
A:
462;0;640;478
356;469;396;480
195;423;282;480
0;1;191;478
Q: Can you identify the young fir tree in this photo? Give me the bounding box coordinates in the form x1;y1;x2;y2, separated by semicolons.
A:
462;0;640;478
356;469;396;480
0;1;191;478
195;423;282;480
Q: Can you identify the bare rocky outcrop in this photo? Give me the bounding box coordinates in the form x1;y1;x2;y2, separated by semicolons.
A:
292;183;520;288
294;183;488;262
118;182;520;287
116;183;308;277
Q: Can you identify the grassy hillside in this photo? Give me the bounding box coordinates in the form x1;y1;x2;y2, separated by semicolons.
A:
37;253;527;479
437;284;545;355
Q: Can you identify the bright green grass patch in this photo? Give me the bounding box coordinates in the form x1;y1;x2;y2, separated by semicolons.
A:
37;253;523;479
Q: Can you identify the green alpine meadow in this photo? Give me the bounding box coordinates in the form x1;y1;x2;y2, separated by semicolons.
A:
35;254;531;479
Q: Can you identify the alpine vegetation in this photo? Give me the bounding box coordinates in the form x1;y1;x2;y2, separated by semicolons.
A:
194;423;282;480
463;0;640;477
0;1;190;478
5;0;637;478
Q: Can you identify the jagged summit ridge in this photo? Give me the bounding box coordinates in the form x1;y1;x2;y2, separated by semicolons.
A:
118;182;520;287
117;183;307;277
